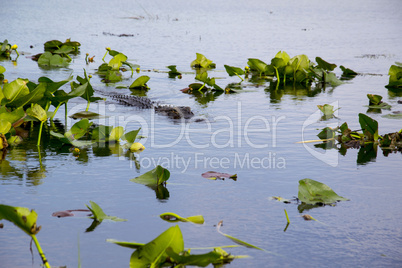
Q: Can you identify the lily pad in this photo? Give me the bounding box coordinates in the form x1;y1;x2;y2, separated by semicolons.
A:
69;111;106;119
160;212;204;224
129;225;184;268
191;53;216;69
298;178;349;205
129;75;150;90
86;201;126;222
0;204;41;235
130;165;170;186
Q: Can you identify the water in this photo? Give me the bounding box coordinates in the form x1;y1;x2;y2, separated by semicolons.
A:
1;0;402;267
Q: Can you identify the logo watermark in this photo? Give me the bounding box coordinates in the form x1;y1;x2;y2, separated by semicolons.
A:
300;101;340;167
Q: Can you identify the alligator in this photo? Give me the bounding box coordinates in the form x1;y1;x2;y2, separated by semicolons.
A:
100;93;194;120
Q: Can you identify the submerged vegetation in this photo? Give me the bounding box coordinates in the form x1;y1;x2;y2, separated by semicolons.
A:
0;37;401;266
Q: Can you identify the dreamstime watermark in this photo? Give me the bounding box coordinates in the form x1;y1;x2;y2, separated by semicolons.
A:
66;101;286;150
300;101;340;167
131;152;286;173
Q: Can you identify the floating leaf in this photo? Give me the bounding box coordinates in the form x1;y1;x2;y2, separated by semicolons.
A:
317;104;339;116
69;111;106;119
340;65;358;77
316;57;337;71
130;165;170;186
129;225;184;268
129;75;150;90
160;212;204;224
298;178;349;205
121;128;141;143
385;64;402;89
108;53;128;70
247;58;270;76
358;113;378;141
224;65;245;77
86;201;127;222
65;118;92;140
191;53;216;69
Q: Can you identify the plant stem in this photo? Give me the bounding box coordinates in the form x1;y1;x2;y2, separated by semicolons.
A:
31;235;50;268
284;209;290;224
198;83;206;92
85;100;90;112
235;73;244;82
102;51;108;62
65;102;68;129
37;121;44;147
274;67;280;85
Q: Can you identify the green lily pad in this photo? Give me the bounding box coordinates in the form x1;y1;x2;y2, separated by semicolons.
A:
69;111;106;119
129;75;150;90
317;104;339;116
86;201;127;222
316;57;337;71
359;113;378;140
129;225;184;268
191;53;216;69
130;165;170;186
298;178;349;205
160;212;204;224
0;204;41;235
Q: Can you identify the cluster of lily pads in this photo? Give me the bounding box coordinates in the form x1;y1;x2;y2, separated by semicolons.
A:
1;38;401;266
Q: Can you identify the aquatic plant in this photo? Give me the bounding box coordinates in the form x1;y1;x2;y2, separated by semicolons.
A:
385;63;402;89
98;47;139;82
191;53;216;69
108;225;244;267
298;179;349;205
0;204;50;268
0;40;19;59
160;212;204;224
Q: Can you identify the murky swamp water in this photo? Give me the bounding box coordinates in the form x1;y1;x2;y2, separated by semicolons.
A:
1;0;402;267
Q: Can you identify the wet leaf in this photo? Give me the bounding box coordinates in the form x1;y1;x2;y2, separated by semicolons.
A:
130;165;170;186
129;225;184;268
316;57;337;71
0;204;41;235
2;78;29;103
358;113;378;140
191;53;216;69
224;65;245;76
340;65;358;77
298;178;349;205
65;118;92;140
317;104;339;116
121;128;141;143
69;111;106;119
0;119;11;134
129;75;150;90
86;201;127;222
26;103;47;122
160;212;204;224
